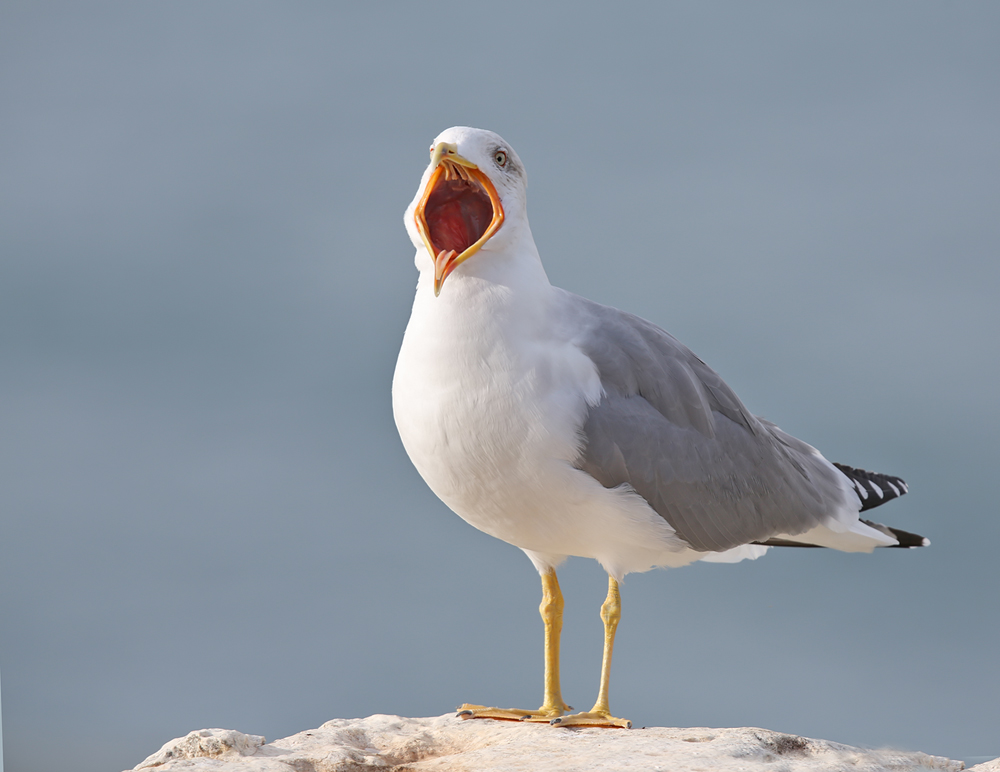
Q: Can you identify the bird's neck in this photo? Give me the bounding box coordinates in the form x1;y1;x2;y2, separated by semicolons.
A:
415;226;553;313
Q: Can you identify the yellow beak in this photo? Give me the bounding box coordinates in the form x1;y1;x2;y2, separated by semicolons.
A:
414;142;505;296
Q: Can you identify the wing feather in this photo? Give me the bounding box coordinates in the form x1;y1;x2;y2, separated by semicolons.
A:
566;294;851;553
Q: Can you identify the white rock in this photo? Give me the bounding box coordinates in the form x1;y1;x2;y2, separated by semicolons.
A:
134;728;265;768
126;714;977;772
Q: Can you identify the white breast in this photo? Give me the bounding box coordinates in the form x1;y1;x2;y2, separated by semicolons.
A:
392;272;692;578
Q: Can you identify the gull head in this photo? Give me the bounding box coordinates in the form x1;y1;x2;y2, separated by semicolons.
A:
405;127;527;296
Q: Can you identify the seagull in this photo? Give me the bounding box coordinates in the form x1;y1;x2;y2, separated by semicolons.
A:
392;126;926;729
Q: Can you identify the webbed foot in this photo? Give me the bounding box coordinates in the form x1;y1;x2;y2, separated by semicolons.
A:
456;702;571;723
550;710;632;729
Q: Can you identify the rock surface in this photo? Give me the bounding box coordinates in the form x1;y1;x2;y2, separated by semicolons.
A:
128;713;988;772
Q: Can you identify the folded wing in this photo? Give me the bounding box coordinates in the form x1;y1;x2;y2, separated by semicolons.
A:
567;294;902;553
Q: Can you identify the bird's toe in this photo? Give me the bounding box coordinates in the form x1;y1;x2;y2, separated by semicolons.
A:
550;711;632;729
456;703;563;722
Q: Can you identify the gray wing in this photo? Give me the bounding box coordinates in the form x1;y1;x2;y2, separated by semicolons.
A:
567;293;851;553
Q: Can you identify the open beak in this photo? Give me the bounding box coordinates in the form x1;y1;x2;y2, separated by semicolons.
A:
414;142;505;296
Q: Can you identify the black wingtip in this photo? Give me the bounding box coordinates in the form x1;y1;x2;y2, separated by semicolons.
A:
865;521;929;548
833;462;908;512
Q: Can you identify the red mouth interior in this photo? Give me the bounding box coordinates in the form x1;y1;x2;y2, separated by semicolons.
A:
423;176;494;255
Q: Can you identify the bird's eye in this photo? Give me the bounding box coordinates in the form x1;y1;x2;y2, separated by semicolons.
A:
494;150;508;167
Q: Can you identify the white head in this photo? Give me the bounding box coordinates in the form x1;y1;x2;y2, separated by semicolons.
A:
404;127;529;295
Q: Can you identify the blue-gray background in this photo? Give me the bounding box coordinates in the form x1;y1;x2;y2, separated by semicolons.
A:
1;3;997;771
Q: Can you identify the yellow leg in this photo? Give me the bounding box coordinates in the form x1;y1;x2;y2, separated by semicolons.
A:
551;575;632;729
457;568;571;722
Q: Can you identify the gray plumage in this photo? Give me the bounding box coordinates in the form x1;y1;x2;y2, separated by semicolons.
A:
568;293;894;553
